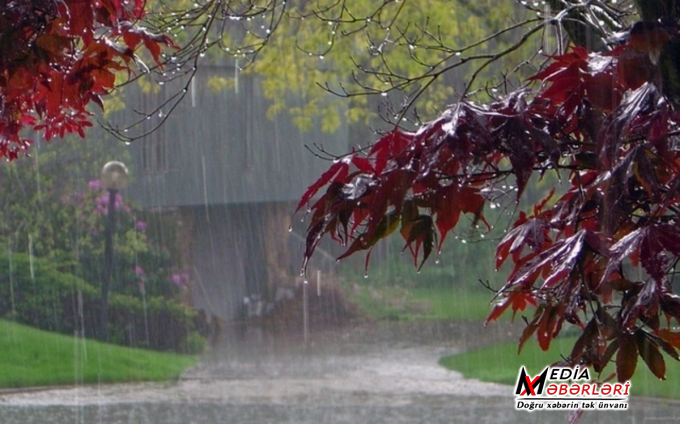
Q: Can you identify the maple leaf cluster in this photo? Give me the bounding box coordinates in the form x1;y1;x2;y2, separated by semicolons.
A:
0;0;174;159
300;25;680;382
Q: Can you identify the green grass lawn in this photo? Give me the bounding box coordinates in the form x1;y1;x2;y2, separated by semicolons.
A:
348;283;500;321
407;287;499;321
439;336;680;399
0;320;197;388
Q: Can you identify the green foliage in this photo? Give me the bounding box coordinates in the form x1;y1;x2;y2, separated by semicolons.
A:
181;331;209;355
0;135;190;333
0;320;196;388
0;137;131;258
0;252;199;352
107;292;198;351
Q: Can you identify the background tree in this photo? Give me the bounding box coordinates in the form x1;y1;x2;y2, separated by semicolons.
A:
299;0;680;385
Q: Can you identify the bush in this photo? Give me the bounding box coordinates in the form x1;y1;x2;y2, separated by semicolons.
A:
107;294;198;352
181;331;209;355
0;252;199;352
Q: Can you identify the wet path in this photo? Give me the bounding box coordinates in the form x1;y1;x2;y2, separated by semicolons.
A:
1;321;680;423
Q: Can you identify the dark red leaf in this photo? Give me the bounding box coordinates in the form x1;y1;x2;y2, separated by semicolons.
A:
495;213;549;269
597;339;620;374
636;331;666;380
616;333;638;382
658;329;680;350
401;215;435;269
605;224;680;284
485;297;512;326
351;155;374;173
537;305;557;351
654;333;680;361
505;230;595;291
296;160;349;212
517;304;544;353
369;130;413;174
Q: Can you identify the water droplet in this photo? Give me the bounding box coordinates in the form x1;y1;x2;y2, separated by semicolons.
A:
364;273;368;279
288;226;293;232
381;92;387;97
455;52;461;56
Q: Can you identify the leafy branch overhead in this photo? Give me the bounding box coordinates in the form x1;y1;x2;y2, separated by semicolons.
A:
0;0;175;159
300;4;680;383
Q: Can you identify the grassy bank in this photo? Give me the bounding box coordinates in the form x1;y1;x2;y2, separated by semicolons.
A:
0;320;196;388
439;336;680;399
347;283;499;321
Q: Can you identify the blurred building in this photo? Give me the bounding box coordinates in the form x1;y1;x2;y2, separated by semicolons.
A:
125;65;357;323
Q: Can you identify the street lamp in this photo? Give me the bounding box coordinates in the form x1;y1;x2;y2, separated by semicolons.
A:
99;161;128;341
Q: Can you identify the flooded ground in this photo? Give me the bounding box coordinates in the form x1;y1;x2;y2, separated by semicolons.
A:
1;321;680;423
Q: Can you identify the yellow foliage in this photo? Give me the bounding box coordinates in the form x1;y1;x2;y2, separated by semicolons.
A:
207;76;235;92
137;77;161;94
246;0;533;132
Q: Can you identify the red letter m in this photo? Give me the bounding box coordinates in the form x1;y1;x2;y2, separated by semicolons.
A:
515;366;548;396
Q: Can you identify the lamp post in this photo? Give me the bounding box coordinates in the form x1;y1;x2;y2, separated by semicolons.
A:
99;161;128;342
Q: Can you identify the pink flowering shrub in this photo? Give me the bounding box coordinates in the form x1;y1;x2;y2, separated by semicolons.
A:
65;180;183;299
